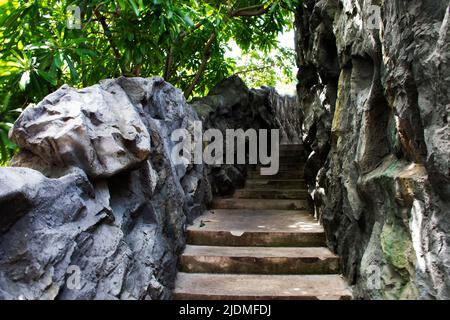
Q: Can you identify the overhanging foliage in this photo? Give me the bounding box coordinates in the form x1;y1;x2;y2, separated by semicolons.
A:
0;0;297;164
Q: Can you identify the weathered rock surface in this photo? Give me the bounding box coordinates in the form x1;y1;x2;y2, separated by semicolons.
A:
191;76;302;195
0;77;211;300
11;81;151;178
295;0;449;299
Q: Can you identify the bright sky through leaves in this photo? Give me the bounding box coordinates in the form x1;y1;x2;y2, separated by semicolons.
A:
225;29;297;95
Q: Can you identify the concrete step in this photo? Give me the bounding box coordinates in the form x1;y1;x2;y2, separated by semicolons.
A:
280;144;304;150
255;147;306;163
278;157;306;165
212;198;309;210
253;164;305;171
278;149;306;157
234;189;309;200
278;153;305;161
278;145;305;154
173;273;352;300
180;246;340;274
278;152;306;159
247;171;304;179
246;179;307;189
174;145;352;300
187;209;324;247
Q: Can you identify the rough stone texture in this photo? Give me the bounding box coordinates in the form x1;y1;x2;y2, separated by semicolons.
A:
295;0;449;299
11;81;151;179
191;76;302;196
0;77;211;300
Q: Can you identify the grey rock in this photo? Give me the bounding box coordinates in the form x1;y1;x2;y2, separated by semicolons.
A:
0;77;211;300
0;167;106;300
11;81;151;179
295;0;450;299
191;76;302;196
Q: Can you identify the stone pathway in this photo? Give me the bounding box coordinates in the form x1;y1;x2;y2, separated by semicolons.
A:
174;145;352;300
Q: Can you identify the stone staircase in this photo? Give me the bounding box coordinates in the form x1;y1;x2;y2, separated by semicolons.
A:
173;144;352;300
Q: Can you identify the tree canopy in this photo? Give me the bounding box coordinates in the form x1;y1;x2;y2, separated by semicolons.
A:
0;0;297;164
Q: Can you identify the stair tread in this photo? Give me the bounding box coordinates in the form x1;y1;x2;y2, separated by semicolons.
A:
280;144;304;149
247;178;305;181
188;209;323;233
246;179;306;184
180;245;340;274
246;182;306;189
176;145;351;299
250;172;305;176
234;189;309;200
212;198;310;210
247;171;305;179
251;167;305;171
237;188;308;192
279;149;304;153
173;273;352;300
183;245;337;259
252;167;304;170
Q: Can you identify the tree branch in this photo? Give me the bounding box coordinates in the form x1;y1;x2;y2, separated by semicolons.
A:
165;22;203;80
94;9;122;62
232;64;274;76
179;3;271;97
132;64;142;76
184;33;217;99
179;22;203;39
178;4;268;36
164;46;174;80
230;4;268;17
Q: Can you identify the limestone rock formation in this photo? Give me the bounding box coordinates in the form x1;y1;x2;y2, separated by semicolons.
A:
194;76;301;145
11;81;151;178
191;76;302;195
0;77;211;300
295;0;449;299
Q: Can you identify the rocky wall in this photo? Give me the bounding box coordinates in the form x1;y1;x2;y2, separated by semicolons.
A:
0;77;211;300
295;0;449;299
191;76;302;195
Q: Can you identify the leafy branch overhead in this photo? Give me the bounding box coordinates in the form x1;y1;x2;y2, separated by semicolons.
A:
0;0;297;164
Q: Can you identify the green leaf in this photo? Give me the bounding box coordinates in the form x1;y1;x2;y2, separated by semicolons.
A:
37;70;57;86
0;130;9;165
54;52;63;69
117;0;127;11
64;55;78;83
128;0;140;16
180;13;193;27
70;48;98;57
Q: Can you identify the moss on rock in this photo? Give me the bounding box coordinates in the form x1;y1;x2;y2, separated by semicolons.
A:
380;223;413;270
